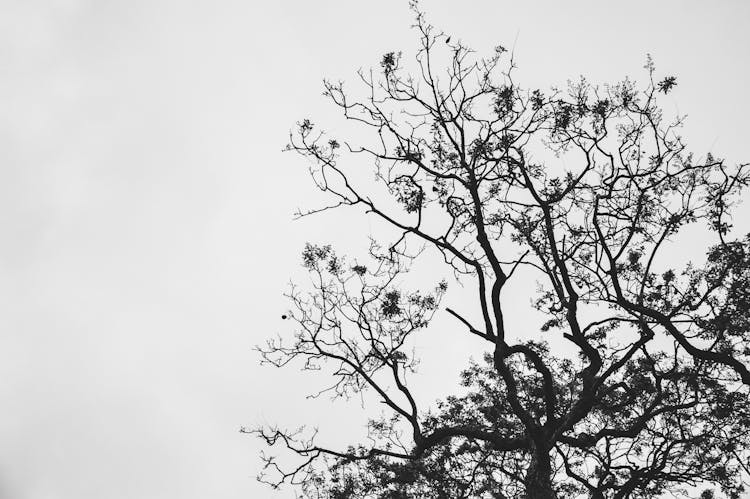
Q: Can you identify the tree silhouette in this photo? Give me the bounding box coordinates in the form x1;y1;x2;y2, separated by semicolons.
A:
248;10;750;498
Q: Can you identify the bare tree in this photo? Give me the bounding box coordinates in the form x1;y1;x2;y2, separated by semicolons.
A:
247;10;750;498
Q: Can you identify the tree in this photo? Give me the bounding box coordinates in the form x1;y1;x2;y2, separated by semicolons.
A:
247;10;750;498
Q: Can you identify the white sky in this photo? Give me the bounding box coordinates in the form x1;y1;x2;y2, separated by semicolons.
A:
1;1;749;498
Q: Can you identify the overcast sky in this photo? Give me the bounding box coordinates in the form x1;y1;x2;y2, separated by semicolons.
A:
1;1;749;498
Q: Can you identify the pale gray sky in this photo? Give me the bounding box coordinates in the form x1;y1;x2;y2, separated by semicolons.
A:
1;1;749;498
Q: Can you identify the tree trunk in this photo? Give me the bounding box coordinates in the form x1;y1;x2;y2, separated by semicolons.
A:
523;453;557;499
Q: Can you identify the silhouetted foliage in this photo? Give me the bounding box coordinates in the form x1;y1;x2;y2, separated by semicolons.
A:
247;9;750;498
